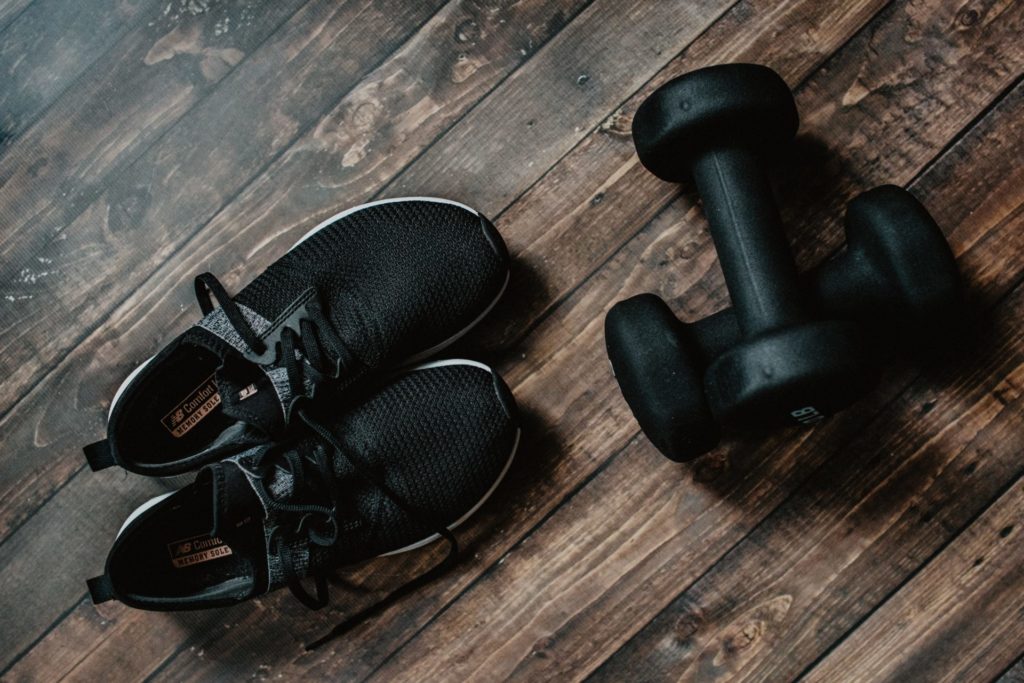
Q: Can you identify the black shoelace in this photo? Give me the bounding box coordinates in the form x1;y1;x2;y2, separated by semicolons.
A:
247;409;460;650
194;273;352;409
198;272;459;648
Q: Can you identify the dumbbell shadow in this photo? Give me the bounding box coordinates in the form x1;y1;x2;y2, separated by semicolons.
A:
688;286;987;511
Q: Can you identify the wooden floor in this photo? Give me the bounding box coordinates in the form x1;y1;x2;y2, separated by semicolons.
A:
0;0;1022;680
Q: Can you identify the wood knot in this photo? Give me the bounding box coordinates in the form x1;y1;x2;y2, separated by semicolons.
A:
698;594;793;668
725;621;762;653
599;109;632;137
454;19;480;43
956;7;979;28
692;451;729;483
674;236;703;261
673;610;703;642
531;635;556;658
351;101;381;130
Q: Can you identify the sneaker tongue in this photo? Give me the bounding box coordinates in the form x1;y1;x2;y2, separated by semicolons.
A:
198;457;270;593
205;449;309;592
180;324;235;360
204;458;265;536
181;325;287;438
215;355;286;437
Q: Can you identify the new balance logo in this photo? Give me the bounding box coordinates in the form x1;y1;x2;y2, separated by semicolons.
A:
167;534;232;568
161;375;221;437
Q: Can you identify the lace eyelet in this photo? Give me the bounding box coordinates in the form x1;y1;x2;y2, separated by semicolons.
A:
243;290;316;366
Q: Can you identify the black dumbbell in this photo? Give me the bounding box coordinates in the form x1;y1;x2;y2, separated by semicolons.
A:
604;64;963;461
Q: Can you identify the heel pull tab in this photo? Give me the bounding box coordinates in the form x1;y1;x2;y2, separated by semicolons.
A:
86;575;115;604
83;440;116;471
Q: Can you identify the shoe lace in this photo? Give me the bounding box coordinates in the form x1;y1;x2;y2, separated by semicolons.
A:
196;273;459;647
194;272;351;411
244;404;460;650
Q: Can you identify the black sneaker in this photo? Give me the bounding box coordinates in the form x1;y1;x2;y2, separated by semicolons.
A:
86;360;519;643
84;198;510;476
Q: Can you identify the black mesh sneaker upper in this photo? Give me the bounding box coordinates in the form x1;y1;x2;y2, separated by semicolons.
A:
235;200;508;368
94;361;520;613
102;199;509;475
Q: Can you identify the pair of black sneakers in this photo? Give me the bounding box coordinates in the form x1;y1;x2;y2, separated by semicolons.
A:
85;198;521;644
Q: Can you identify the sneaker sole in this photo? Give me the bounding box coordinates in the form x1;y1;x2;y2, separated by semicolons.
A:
117;360;520;559
107;197;509;420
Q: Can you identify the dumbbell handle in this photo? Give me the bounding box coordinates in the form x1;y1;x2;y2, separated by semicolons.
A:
682;256;861;365
684;262;920;364
692;146;806;337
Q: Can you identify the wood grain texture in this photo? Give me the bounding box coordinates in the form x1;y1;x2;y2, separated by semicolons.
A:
0;0;1021;680
0;0;457;417
999;658;1024;683
0;0;315;404
0;0;32;33
365;43;1024;683
0;0;156;144
803;477;1024;682
0;0;446;542
0;0;735;607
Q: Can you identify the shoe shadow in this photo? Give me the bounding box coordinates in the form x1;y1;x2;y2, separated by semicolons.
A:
447;253;553;361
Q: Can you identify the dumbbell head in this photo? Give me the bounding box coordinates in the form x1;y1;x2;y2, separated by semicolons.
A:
632;63;799;183
605;187;962;461
606;298;876;460
703;320;877;431
605;294;720;461
814;185;963;345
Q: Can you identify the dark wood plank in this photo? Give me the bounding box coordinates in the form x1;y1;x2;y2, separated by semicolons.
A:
582;83;1024;682
0;0;313;405
0;0;750;678
0;0;439;414
0;0;593;561
0;0;597;676
155;0;1011;679
0;0;1019;679
0;0;450;668
0;0;31;32
591;293;1024;681
380;0;739;209
803;478;1024;683
363;58;1024;683
0;0;999;679
0;0;731;578
490;0;1024;355
3;597;143;682
0;0;446;541
999;657;1024;683
0;0;731;432
0;0;877;555
0;0;312;242
0;0;158;145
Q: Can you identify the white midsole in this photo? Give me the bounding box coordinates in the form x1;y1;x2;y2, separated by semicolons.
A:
106;196;498;421
291;196;479;249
